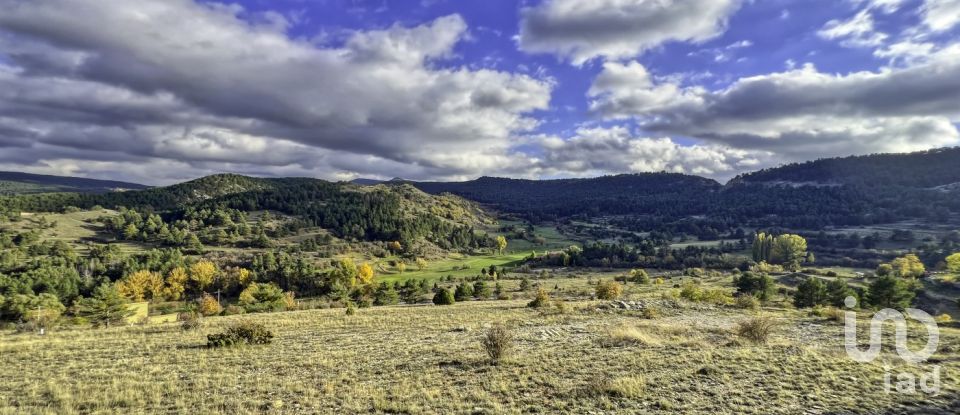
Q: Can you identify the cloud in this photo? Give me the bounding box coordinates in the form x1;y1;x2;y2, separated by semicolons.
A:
588;55;960;163
922;0;960;32
818;10;888;47
532;126;770;179
518;0;743;64
0;0;552;184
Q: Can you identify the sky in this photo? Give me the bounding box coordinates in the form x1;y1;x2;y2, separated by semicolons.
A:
0;0;958;185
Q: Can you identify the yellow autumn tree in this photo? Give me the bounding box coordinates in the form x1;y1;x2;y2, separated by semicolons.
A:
889;254;925;278
415;257;427;271
116;270;164;301
189;260;218;291
197;293;222;316
163;267;188;300
395;260;406;274
496;235;508;255
358;263;375;286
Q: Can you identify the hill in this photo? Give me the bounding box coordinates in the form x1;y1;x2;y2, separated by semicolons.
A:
0;174;494;251
0;171;147;195
731;147;960;189
409;173;722;222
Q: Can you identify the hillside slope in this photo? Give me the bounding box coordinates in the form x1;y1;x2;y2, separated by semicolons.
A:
410;173;722;221
0;171;147;195
731;147;960;188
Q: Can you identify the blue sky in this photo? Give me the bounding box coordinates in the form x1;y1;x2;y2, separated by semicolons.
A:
0;0;958;184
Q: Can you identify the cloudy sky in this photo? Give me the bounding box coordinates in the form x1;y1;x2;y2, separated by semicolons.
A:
0;0;958;185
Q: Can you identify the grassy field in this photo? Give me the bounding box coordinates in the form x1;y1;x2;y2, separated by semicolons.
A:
375;252;529;283
2;275;958;414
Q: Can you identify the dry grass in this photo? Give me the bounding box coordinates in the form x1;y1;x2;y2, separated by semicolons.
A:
603;324;661;347
736;315;779;344
1;283;959;414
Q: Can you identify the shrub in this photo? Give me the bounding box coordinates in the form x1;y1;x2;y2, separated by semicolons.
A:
640;306;660;319
480;324;514;364
794;277;828;308
867;275;915;310
433;288;455;305
595;281;623;300
179;312;202;331
222;305;245;316
527;287;551;308
238;283;287;313
630;269;650;284
473;280;492;299
811;306;844;323
734;272;775;301
207;321;274;347
736;316;778;344
345;302;356;316
935;314;953;324
654;278;664;285
197;293;223;316
735;295;761;310
454;282;474;301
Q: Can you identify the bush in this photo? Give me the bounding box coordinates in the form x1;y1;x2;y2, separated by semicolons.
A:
238;283;287;313
454;282;474;301
223;305;246;316
433;288;455;305
794;277;828;308
734;272;775;301
811;306;844;323
735;316;778;344
207;321;274;348
735;295;761;310
527;287;551;308
595;281;623;300
345;302;357;316
481;324;514;364
867;275;915;310
179;312;202;331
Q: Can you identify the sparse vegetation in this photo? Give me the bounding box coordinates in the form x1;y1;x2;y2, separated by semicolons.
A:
735;315;778;344
480;323;513;364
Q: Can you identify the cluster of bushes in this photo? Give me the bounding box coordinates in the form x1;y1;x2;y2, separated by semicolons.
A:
207;321;274;347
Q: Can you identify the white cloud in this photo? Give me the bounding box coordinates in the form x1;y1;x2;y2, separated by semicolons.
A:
518;0;743;64
533;126;770;179
588;55;960;163
0;0;553;183
922;0;960;32
818;10;888;47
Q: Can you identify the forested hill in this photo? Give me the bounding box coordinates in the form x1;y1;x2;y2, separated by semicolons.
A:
409;173;722;222
0;171;148;195
0;175;494;249
730;147;960;189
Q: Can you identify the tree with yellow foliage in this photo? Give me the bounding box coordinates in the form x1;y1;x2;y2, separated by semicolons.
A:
496;235;508;256
387;241;402;252
189;260;218;291
116;270;164;301
888;254;925;278
415;257;427;271
197;293;222;316
163;267;188;300
395;260;406;274
358;263;375;286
